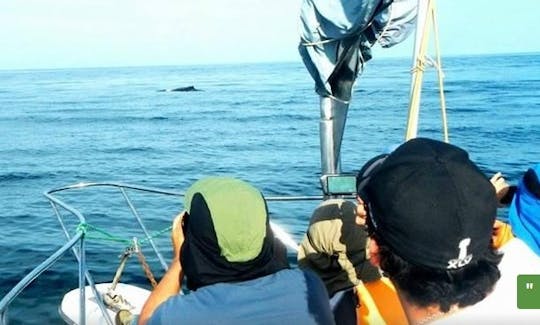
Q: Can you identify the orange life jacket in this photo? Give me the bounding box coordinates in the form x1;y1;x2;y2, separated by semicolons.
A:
355;277;407;325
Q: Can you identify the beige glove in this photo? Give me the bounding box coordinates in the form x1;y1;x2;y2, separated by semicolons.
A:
490;172;510;205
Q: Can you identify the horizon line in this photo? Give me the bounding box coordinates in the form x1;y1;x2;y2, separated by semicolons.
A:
1;50;539;73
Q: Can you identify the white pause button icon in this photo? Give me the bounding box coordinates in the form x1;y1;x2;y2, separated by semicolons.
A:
526;283;534;290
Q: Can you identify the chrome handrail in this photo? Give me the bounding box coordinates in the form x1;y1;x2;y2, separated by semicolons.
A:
0;232;83;324
0;181;328;325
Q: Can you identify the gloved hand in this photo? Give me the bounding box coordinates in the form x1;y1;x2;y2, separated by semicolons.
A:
490;172;510;206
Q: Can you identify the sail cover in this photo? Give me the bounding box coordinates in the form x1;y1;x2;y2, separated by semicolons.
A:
299;0;417;101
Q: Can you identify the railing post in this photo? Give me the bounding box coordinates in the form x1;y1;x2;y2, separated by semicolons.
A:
0;233;83;324
119;187;168;271
79;235;86;325
1;308;7;325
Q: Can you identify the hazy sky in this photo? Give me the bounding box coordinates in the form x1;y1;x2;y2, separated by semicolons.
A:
1;0;539;69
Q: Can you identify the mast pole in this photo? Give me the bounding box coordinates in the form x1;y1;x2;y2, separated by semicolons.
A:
319;96;349;176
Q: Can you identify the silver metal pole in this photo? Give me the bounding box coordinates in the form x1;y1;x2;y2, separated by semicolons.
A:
79;236;86;325
319;96;349;176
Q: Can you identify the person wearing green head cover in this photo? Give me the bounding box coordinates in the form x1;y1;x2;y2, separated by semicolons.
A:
138;176;334;325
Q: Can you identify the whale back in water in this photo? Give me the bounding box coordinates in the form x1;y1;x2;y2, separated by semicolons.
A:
158;86;201;92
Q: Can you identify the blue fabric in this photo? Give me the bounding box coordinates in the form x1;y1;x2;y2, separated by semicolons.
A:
329;288;356;325
298;0;417;99
509;164;540;257
299;0;386;98
147;269;335;325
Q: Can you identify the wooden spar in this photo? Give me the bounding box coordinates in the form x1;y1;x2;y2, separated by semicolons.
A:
405;0;449;142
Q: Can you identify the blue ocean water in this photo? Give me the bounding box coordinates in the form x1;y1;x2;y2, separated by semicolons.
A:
1;53;539;324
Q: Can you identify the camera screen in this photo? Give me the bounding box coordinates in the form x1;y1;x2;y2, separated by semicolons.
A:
325;175;357;195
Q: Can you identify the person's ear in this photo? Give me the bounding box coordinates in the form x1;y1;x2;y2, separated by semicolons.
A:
368;238;381;267
355;196;367;226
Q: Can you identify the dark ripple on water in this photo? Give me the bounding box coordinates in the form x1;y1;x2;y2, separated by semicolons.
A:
0;171;58;183
13;115;175;124
99;146;162;154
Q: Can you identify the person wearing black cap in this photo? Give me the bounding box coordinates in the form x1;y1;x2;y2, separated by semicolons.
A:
138;177;334;325
356;138;503;324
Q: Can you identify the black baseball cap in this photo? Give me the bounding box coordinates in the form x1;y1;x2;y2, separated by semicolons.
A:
360;138;497;270
356;153;388;200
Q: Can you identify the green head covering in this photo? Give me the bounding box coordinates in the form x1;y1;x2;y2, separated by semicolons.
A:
184;176;267;262
181;176;289;290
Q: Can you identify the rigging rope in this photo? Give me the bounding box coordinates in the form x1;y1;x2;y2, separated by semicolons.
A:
139;226;172;246
75;222;170;289
75;222;171;246
137;249;158;288
76;223;132;245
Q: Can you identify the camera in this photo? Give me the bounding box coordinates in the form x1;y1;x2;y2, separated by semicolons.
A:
320;174;357;196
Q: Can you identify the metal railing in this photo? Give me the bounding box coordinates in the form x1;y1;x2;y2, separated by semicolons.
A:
0;182;326;325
